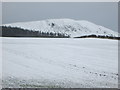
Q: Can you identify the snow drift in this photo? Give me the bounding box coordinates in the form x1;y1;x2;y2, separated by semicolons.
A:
2;38;118;88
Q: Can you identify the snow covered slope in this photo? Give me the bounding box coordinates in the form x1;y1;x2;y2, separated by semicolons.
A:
2;38;118;88
3;19;118;37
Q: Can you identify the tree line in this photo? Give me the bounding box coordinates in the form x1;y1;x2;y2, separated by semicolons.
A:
74;34;120;40
1;26;119;40
1;26;70;38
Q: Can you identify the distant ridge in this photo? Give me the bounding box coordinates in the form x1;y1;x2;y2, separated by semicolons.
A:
2;18;119;39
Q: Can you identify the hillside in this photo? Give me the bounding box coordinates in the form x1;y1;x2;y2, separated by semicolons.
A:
2;19;119;38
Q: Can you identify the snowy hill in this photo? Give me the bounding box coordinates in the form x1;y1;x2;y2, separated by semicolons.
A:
3;19;118;38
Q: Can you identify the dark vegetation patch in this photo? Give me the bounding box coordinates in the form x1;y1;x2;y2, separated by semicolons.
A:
74;34;120;40
1;26;70;38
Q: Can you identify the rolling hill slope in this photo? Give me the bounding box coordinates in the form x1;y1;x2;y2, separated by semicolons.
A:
3;19;119;38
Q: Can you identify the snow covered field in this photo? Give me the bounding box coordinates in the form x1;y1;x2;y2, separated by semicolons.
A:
2;37;118;88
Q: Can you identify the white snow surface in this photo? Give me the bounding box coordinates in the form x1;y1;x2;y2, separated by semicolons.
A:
2;37;118;88
3;19;118;37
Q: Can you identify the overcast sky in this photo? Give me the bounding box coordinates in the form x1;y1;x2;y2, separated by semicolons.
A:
2;2;118;31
